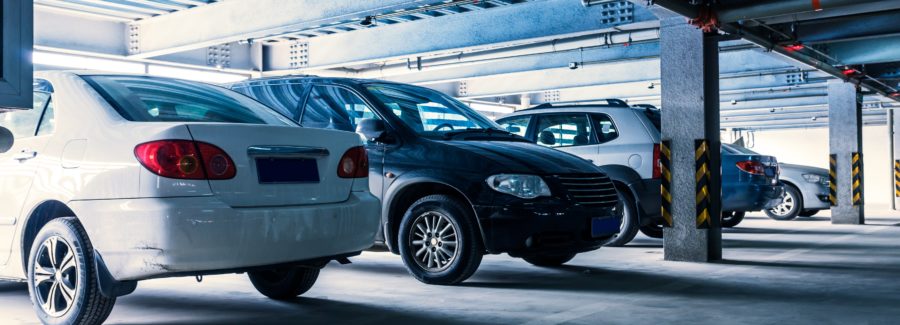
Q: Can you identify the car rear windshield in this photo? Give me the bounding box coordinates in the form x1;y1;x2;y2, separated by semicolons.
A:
83;75;295;125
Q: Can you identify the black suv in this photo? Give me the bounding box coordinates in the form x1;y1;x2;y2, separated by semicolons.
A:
232;77;620;285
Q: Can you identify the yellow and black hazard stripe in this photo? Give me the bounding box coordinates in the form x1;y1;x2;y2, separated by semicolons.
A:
695;139;711;229
829;154;837;206
894;160;900;198
852;152;862;206
660;141;673;227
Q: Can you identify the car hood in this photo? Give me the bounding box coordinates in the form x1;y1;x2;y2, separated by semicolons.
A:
780;163;828;175
439;140;601;175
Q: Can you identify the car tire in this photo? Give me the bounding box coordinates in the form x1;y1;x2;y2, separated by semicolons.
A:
639;222;664;239
721;211;746;228
603;188;640;247
765;185;802;221
522;253;577;267
398;194;483;285
27;217;116;325
248;266;320;300
799;210;819;217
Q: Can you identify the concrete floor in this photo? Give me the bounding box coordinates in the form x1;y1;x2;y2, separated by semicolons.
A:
2;211;899;324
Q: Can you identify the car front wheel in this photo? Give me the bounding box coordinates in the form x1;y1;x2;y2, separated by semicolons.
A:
248;266;320;300
28;217;116;325
765;185;802;220
398;194;483;285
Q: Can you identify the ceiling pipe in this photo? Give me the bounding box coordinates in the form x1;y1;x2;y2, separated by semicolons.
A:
715;0;884;23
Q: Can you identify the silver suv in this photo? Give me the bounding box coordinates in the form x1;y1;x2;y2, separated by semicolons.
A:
497;100;662;246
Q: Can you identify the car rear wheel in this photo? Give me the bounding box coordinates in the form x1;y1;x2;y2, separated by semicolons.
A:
398;194;483;285
603;189;640;247
522;253;577;267
799;210;820;217
28;217;116;325
765;185;802;221
721;211;746;228
248;266;320;300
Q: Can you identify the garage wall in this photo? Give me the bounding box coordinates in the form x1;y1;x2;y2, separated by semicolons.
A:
746;125;893;211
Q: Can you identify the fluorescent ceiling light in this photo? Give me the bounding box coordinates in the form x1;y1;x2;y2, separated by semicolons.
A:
33;52;145;74
147;65;249;84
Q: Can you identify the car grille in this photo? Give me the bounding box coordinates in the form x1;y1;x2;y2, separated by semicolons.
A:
553;174;619;208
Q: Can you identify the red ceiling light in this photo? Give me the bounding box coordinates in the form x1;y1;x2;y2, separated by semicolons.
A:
842;68;860;76
784;42;805;52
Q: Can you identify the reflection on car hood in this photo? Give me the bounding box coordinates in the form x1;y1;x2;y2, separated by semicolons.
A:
441;141;601;175
780;163;828;175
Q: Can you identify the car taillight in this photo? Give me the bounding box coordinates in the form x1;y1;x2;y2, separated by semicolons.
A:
652;143;661;179
337;146;368;178
735;160;765;175
135;140;236;180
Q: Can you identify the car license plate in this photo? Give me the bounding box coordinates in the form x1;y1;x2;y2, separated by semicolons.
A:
256;158;319;184
591;217;620;238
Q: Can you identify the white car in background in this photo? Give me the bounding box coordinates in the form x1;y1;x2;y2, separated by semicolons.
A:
0;72;381;325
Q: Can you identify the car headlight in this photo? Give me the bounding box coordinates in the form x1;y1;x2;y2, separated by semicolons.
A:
802;173;827;184
485;174;551;199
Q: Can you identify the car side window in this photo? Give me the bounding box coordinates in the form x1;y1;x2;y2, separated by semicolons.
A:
534;114;595;148
497;116;531;138
592;114;619;144
0;91;51;138
234;83;305;120
301;85;378;131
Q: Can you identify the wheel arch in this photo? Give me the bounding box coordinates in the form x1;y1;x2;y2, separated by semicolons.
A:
382;178;481;255
778;180;804;209
20;200;76;274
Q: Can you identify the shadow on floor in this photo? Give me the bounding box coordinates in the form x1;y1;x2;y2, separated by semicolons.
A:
0;281;27;293
114;295;470;325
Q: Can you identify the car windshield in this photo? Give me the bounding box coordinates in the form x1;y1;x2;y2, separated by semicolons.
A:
83;75;296;125
364;83;500;138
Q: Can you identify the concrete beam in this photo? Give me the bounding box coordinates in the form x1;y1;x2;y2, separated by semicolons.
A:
828;80;865;224
659;18;722;262
267;0;658;70
129;0;452;58
34;7;127;55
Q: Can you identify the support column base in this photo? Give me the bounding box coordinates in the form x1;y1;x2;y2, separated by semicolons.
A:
831;206;864;225
663;227;722;262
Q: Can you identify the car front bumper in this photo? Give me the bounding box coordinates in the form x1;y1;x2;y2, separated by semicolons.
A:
474;203;619;257
796;180;832;210
71;192;381;281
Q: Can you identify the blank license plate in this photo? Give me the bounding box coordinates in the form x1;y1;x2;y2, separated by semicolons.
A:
256;158;319;184
591;217;620;238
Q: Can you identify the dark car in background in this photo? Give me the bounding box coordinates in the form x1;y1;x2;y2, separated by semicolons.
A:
231;77;621;285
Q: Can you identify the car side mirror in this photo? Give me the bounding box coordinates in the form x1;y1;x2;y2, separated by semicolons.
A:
506;125;521;133
356;118;387;142
0;126;13;153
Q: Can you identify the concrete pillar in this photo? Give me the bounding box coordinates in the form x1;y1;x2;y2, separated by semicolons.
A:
828;80;864;224
660;18;722;262
891;109;900;211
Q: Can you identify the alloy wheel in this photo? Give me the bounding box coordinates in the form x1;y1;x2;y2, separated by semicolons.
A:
410;211;459;272
770;191;795;217
32;236;79;318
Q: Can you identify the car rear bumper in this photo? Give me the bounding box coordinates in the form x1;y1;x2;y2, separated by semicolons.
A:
71;192;381;281
474;203;619;257
722;184;784;212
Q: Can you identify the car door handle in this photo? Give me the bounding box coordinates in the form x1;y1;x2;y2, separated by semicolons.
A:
13;150;37;161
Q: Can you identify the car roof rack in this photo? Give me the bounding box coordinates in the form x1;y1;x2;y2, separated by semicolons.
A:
528;99;631;110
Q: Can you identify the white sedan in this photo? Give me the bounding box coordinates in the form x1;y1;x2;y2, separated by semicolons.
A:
0;72;381;324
